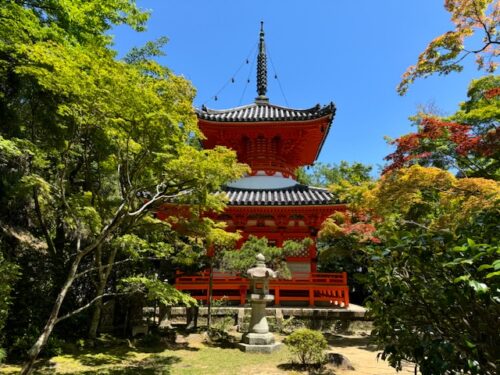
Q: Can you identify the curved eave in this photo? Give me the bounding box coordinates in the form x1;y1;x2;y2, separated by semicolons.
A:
199;114;334;166
196;102;336;123
313;112;334;161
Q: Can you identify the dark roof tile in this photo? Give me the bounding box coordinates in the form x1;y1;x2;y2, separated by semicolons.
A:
221;184;337;206
197;102;335;123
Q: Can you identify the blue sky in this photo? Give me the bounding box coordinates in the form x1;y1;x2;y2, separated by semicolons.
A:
111;0;485;175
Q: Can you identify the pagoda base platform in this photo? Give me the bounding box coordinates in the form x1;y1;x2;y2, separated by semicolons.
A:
169;305;367;329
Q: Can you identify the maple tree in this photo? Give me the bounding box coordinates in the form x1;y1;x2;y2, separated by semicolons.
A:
0;1;247;373
398;0;499;95
316;176;379;303
354;165;500;375
385;75;499;179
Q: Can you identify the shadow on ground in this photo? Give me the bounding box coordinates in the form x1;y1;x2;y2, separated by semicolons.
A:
3;333;208;374
277;362;337;375
24;339;188;375
325;333;379;352
33;354;180;375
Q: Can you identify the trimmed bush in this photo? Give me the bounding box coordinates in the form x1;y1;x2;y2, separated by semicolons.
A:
283;328;328;366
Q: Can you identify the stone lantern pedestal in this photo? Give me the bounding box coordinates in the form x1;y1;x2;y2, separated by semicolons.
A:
238;254;282;353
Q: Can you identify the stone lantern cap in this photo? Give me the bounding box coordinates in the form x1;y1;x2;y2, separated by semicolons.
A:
247;253;277;279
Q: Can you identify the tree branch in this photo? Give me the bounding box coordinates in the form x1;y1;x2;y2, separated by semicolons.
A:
74;256;162;279
76;201;127;259
472;0;498;46
127;188;192;217
55;292;128;324
32;188;57;257
400;220;430;231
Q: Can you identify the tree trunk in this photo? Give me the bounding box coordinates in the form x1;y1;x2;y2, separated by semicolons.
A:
88;246;117;339
186;306;198;330
88;285;105;340
21;253;83;375
207;259;214;330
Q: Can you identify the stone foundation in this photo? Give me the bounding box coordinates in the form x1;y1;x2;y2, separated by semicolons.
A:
237;342;282;353
169;305;367;331
242;332;275;345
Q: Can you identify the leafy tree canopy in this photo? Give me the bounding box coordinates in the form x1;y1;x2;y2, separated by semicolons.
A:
398;0;499;95
350;165;499;375
220;236;312;279
0;1;248;372
385;75;499;179
296;161;372;187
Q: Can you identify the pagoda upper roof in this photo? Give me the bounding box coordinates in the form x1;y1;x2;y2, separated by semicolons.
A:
197;101;335;123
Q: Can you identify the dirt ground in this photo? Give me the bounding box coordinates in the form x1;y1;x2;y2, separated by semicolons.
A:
323;334;415;375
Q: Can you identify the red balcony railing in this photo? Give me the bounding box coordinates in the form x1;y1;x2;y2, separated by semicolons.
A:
175;271;349;307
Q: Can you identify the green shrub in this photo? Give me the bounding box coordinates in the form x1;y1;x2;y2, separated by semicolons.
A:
0;348;6;363
283;328;328;366
207;316;234;342
138;333;162;348
9;332;64;360
280;316;307;334
211;296;229;307
211;316;234;332
0;251;19;345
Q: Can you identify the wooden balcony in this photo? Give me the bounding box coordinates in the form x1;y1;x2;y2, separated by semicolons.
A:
175;271;349;307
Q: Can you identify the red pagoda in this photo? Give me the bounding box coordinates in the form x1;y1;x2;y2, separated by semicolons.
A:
176;23;349;307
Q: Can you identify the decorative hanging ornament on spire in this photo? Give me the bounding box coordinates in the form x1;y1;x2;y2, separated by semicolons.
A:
256;21;268;103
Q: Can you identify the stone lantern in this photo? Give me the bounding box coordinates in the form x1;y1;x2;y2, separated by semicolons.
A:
238;253;282;353
248;253;275;294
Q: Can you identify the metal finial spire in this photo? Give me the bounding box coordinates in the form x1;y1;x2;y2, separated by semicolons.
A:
256;21;268;102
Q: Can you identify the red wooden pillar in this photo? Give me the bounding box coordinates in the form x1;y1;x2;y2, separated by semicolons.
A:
239;285;247;306
339;271;348;286
274;287;280;306
308;288;315;306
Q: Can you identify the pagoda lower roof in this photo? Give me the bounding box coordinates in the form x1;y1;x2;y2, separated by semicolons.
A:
197;102;335;123
221;184;337;206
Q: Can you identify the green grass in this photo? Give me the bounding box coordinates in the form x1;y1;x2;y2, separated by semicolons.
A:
0;334;301;375
172;346;293;375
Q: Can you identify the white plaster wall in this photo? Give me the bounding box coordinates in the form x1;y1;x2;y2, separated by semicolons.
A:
227;171;297;189
287;262;311;277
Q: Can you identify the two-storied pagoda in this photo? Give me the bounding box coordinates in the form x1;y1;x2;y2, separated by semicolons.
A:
176;23;349;307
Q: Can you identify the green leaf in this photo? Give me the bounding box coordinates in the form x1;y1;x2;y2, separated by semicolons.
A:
467;280;488;293
464;340;476;349
453;275;470;283
460;259;474;265
486;270;500;279
477;264;493;271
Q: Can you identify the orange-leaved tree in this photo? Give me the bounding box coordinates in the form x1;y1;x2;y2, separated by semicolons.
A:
398;0;499;95
386;76;499;179
357;165;499;374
